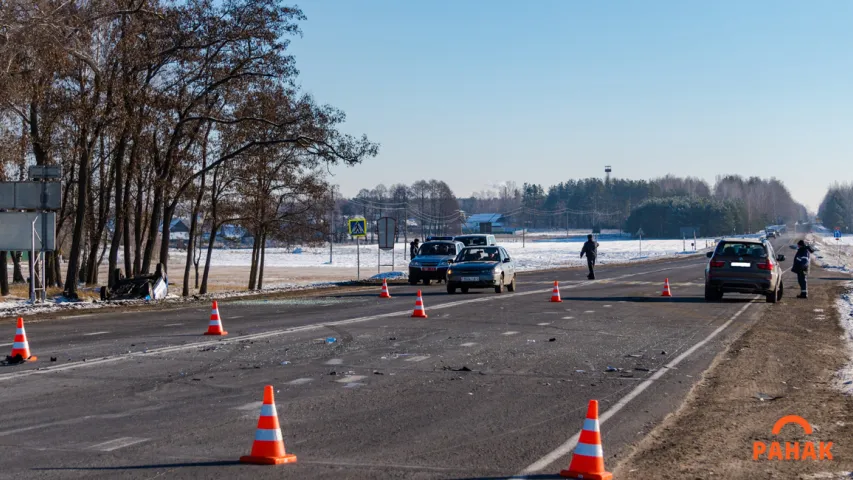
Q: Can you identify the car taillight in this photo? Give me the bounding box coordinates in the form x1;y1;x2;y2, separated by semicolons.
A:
710;260;725;268
757;261;773;270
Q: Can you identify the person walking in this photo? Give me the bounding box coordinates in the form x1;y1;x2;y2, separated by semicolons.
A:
580;234;599;280
792;239;815;299
409;238;420;260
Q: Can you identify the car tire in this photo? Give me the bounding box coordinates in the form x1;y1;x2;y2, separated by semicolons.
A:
461;287;469;294
507;276;516;292
447;285;456;294
495;275;504;294
423;279;431;286
408;278;418;286
704;285;722;302
777;282;784;301
766;288;778;304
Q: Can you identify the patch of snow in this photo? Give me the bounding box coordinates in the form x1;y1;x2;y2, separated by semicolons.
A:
369;271;408;281
836;286;853;395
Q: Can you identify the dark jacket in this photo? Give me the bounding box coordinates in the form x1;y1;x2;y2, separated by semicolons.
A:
792;245;815;274
581;240;598;259
410;243;419;258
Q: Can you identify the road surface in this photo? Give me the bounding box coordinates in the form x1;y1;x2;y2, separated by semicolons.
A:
0;245;784;479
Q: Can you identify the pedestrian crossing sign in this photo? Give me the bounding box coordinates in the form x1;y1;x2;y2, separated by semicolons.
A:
348;218;367;238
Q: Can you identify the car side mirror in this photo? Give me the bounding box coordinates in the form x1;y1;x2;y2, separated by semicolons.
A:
503;258;511;263
776;254;785;262
706;252;713;258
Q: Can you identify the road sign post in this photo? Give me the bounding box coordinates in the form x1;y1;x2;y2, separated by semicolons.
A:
377;217;397;275
348;218;367;280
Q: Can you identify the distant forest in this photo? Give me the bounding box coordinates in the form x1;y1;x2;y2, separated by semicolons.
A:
350;174;808;238
819;184;853;232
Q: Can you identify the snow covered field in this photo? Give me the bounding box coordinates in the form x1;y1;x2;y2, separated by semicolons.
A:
813;232;853;394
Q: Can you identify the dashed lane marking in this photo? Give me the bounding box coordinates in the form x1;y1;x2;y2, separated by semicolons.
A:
336;375;366;383
502;331;520;336
325;358;344;365
404;355;430;362
537;322;551;326
0;262;702;383
233;401;263;411
515;298;756;477
583;310;595;314
83;331;110;336
460;342;477;347
562;317;574;320
164;323;184;327
88;437;149;452
286;378;314;385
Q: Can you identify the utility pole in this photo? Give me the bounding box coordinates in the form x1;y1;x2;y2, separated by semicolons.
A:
329;188;334;264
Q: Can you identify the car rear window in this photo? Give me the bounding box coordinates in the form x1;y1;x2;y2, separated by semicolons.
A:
457;247;500;262
458;236;488;246
418;243;455;256
715;242;768;258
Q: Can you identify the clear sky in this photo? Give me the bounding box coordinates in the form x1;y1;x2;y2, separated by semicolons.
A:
288;0;853;211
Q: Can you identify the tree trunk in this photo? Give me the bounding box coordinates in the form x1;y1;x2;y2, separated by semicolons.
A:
0;251;8;296
12;252;24;283
158;204;176;275
141;181;163;274
108;129;128;286
257;230;267;290
133;168;145;276
52;251;62;288
199;222;219;295
64;141;92;299
248;233;260;290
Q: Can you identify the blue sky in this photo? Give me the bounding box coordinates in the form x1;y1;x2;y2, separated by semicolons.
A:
289;1;852;211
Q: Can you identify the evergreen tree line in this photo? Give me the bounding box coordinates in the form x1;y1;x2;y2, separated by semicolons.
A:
819;184;853;232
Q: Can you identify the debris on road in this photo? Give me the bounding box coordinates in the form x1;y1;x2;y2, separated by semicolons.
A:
661;350;668;355
626;354;643;358
280;361;291;365
755;392;782;402
326;337;337;344
443;366;473;372
605;366;620;372
549;338;557;342
634;367;651;372
575;369;586;373
373;371;384;375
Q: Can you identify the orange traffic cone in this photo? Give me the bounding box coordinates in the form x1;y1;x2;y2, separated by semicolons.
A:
379;278;392;299
411;290;428;318
560;400;612;480
8;317;36;362
204;300;228;336
240;385;297;465
661;278;673;297
550;281;563;303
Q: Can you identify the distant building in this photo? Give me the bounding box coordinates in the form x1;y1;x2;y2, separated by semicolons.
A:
463;213;511;234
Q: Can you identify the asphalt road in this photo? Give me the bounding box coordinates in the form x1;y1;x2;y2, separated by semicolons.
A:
0;243;790;479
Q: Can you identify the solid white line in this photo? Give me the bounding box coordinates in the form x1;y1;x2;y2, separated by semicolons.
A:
516;299;755;476
460;342;478;347
163;323;184;327
0;262;700;383
233;401;263;411
83;331;109;336
404;355;430;362
0;342;12;347
502;331;520;336
89;437;148;452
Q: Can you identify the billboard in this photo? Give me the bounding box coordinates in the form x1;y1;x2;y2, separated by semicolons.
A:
0;182;61;209
0;212;56;251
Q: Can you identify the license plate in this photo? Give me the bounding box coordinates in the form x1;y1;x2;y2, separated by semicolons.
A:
461;276;480;282
422;267;436;272
731;262;751;267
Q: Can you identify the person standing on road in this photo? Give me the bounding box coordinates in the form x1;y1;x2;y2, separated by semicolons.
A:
580;234;599;280
792;240;815;299
410;238;420;259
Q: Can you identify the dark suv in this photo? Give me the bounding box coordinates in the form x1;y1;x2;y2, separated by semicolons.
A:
704;238;785;303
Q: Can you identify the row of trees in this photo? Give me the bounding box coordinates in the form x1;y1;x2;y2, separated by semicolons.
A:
625;197;746;238
0;0;376;297
819;184;853;232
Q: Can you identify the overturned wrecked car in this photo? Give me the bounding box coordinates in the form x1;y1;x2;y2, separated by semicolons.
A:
100;263;168;301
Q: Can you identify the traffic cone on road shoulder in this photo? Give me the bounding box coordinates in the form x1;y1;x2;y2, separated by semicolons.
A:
8;317;36;362
240;385;297;465
661;278;673;297
411;290;428;318
550;281;563;303
379;278;392;299
204;300;228;336
560;399;612;480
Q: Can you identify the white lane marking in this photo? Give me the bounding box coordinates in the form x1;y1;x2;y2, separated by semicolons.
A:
584;310;595;314
537;322;551;326
603;305;612;308
83;331;109;336
516;299;755;476
233;401;263;411
164;323;184;327
89;437;149;452
502;331;520;336
0;262;700;382
460;342;477;347
325;358;344;365
0;342;12;347
404;355;430;362
287;378;314;385
62;314;97;319
230;316;244;319
336;375;366;383
562;316;574;320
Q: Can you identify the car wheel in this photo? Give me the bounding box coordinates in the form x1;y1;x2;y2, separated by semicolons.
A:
423;279;431;286
766;288;778;303
461;287;469;293
507;276;516;292
447;285;456;294
495;275;504;294
704;285;721;302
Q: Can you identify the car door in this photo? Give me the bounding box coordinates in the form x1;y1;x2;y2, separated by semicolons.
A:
500;247;515;281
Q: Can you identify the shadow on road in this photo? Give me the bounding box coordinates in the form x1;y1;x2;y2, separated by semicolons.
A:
447;475;563;480
34;461;241;471
562;296;753;304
